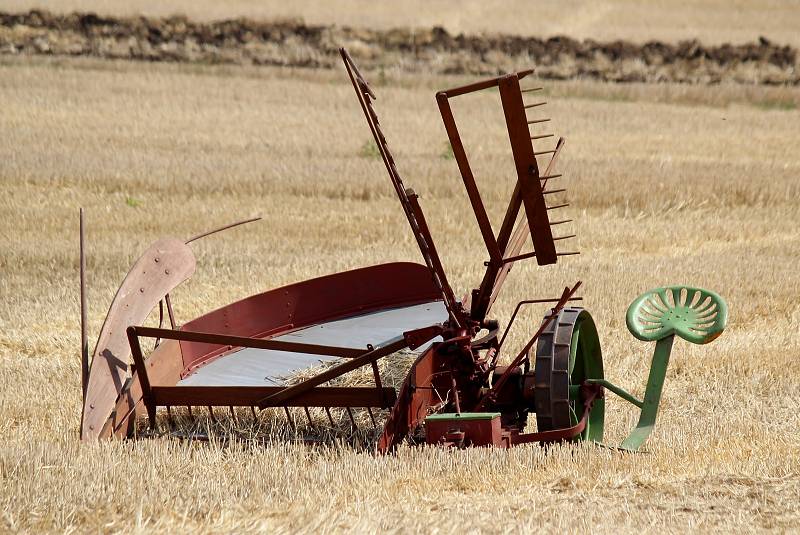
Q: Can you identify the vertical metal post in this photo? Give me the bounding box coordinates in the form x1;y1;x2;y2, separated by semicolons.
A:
79;208;89;401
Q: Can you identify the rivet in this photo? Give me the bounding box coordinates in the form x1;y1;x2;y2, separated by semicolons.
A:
90;404;94;409
89;425;94;430
139;288;145;293
165;269;170;275
154;257;160;263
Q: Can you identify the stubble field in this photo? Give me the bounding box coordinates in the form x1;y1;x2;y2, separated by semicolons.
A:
1;5;800;532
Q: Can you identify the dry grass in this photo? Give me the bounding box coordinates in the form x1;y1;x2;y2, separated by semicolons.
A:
1;53;799;533
3;0;800;47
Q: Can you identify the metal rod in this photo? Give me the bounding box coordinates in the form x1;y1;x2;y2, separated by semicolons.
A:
346;407;357;429
501;250;580;265
439;70;534;98
185;216;262;244
550;219;572;226
487;138;566;312
543;189;567;195
476;282;581;410
79;208;89;401
531;134;554;140
527;118;551;124
303;406;315;430
257;337;408;408
547;203;569;210
165;294;176;329
521;87;544;93
539;174;562;180
324;407;335;427
131;325;366;359
367;407;377;429
450;372;462;414
554;234;577;241
497;295;584;349
283;406;295;431
534;150;557;155
524;102;547;109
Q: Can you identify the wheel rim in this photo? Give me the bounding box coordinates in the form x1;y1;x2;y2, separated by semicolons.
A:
534;308;605;442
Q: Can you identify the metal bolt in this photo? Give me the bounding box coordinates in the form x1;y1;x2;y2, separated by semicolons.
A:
139;288;145;293
165;269;170;275
154;257;160;263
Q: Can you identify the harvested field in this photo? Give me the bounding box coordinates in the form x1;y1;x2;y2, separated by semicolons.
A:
1;9;798;84
1;3;800;533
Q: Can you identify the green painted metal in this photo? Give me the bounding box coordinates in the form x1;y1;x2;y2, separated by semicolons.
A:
425;412;500;421
618;285;728;451
567;311;605;442
626;285;727;345
584;379;643;409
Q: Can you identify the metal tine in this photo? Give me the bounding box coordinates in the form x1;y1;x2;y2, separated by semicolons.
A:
521;87;544;93
187;405;194;419
543;188;566;195
165;405;174;430
531;133;554;140
524;102;547;109
558;251;580;256
528;118;551;124
503;250;581;263
547;203;570;210
346;407;357;430
283;406;296;432
553;234;577;241
229;406;238;424
250;406;258;420
539;173;562;180
550;219;573;226
324;407;336;427
303;407;316;431
207;406;216;423
367;407;378;429
534;150;557;155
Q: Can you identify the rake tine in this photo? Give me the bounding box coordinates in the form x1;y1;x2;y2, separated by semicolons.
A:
250;406;258;420
534;150;557;156
367;407;377;430
303;406;316;431
283;406;295;432
554;234;577;241
324;407;336;427
550;219;573;226
539;174;562;180
524;102;547;109
547;203;570;210
207;406;216;424
528;118;551;125
521;87;544;93
531;134;554;140
557;251;581;257
166;405;174;429
346;407;357;429
543;189;566;195
187;405;193;420
229;406;238;424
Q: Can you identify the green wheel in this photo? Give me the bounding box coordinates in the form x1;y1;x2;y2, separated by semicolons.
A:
534;307;605;441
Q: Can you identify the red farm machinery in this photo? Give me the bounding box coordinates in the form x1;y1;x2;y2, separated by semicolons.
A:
79;49;727;452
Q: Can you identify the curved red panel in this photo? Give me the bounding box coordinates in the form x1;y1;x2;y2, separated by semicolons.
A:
179;262;442;371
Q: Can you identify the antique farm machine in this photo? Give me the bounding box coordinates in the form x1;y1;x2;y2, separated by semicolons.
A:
79;49;727;452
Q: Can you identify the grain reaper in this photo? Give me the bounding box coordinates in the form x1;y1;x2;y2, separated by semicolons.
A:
79;49;727;452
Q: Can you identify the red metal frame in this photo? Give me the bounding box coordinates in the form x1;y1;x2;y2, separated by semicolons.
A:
82;48;588;452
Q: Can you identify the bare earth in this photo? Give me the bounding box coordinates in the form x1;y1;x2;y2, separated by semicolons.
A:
1;5;800;533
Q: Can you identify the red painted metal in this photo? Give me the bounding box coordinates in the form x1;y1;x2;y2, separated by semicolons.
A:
178;262;441;373
81;48;594;453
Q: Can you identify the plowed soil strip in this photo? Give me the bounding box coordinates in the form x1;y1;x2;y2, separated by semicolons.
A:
1;9;798;85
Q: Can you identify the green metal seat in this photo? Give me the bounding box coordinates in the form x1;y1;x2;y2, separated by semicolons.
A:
617;286;728;451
